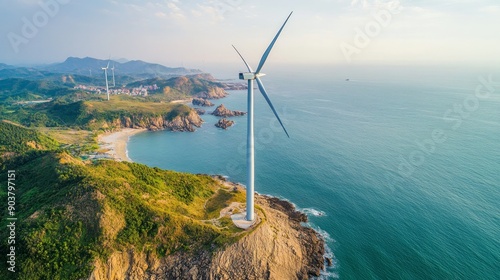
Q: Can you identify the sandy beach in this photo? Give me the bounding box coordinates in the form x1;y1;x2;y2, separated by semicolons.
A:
98;128;147;162
170;98;192;104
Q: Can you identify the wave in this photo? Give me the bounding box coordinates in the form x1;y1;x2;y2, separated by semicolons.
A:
307;224;339;279
301;208;327;217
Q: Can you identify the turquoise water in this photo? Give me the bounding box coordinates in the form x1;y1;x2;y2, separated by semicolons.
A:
129;65;500;279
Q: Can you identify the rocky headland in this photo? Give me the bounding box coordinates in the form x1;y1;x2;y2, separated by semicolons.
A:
89;183;326;280
211;104;246;117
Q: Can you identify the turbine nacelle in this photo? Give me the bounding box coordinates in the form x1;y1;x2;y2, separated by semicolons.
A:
238;72;266;80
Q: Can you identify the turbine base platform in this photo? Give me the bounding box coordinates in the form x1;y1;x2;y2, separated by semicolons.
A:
231;212;259;230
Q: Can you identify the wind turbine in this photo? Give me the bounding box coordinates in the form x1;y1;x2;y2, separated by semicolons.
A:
111;63;116;87
102;60;110;101
233;12;292;222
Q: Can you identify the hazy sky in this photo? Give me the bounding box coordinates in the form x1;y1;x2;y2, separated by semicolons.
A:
1;0;499;69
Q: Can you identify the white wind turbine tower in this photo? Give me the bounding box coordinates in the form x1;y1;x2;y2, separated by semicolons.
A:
233;12;292;222
111;63;116;87
102;60;110;101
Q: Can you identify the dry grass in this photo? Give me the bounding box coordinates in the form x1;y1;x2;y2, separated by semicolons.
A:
39;128;93;145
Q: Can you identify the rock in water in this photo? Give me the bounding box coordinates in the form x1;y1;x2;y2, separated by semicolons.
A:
192;98;214;107
215;118;234;129
211;104;246;117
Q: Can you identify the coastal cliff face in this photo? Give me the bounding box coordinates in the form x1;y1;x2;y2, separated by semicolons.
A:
197;87;227;99
88;195;325;280
99;110;203;132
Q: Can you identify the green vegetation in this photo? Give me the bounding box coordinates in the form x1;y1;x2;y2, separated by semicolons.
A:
0;78;71;103
0;121;60;154
0;97;193;130
127;75;224;100
0;122;246;280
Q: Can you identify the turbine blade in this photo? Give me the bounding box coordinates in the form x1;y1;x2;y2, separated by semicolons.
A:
255;11;293;74
232;45;253;72
256;77;290;138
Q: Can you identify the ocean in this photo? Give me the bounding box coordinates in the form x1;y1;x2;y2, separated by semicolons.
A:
128;65;500;279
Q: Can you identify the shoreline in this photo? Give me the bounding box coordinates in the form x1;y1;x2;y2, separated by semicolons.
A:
98;128;147;162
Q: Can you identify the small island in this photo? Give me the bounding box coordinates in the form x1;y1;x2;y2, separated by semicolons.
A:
215;118;234;129
211;104;246;117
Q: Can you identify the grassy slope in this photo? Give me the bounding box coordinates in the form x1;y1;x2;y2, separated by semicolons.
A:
0;122;245;280
1;97;193;129
0;121;60;153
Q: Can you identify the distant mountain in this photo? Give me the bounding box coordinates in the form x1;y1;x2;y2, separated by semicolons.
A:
0;67;47;79
42;57;202;78
127;74;228;99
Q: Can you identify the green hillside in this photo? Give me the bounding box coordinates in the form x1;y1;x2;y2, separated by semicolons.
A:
0;98;195;130
128;75;224;98
0;78;72;103
0;122;245;280
0;121;60;154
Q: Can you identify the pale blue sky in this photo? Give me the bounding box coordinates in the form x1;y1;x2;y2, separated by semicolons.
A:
1;0;499;69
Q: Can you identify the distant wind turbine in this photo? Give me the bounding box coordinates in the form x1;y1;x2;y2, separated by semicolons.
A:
111;63;116;87
102;60;110;101
233;12;292;222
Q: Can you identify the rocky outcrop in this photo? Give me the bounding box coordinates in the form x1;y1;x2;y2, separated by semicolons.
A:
209;195;325;279
215;118;234;129
197;87;227;99
211;104;246;117
192;98;214;107
163;110;203;132
89;195;325;280
194;108;206;115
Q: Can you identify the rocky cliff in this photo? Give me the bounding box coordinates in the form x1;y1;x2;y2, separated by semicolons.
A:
99;110;203;132
89;192;325;280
